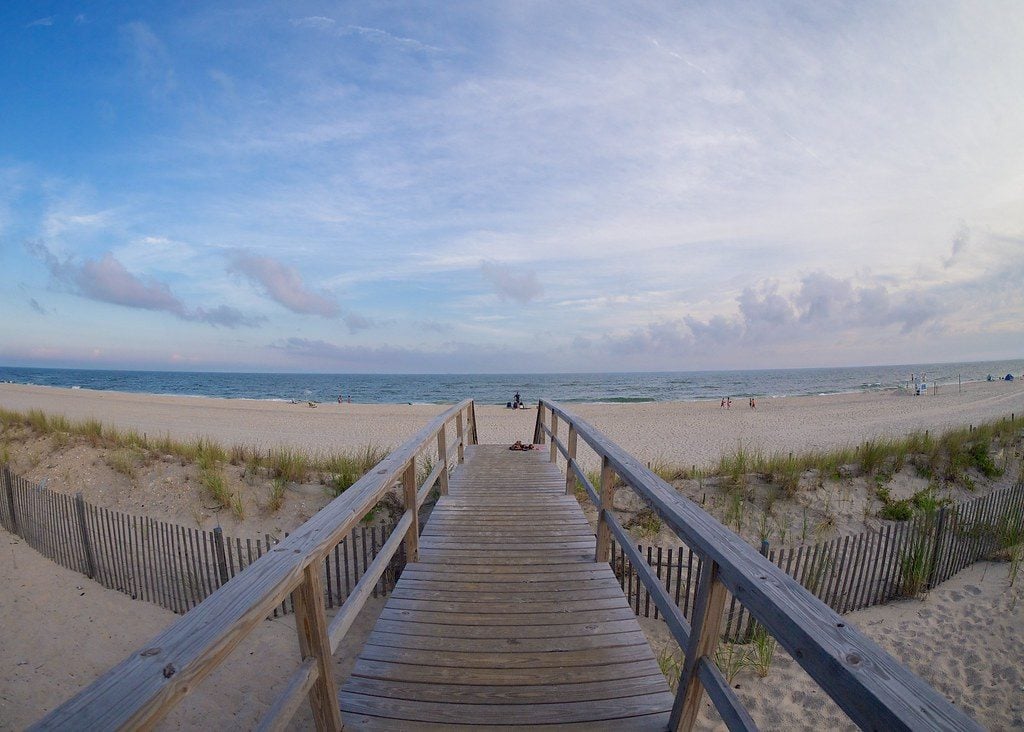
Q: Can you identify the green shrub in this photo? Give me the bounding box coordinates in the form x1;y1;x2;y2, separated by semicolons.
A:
967;441;1002;478
879;500;913;521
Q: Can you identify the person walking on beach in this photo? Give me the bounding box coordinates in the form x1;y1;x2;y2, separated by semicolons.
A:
726;397;732;409
720;398;726;408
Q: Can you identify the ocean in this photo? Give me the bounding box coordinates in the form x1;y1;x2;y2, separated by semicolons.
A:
1;360;1021;405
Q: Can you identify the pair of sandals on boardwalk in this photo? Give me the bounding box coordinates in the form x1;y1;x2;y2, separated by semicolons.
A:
508;440;535;451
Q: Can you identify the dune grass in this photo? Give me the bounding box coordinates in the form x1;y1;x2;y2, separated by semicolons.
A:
658;413;1024;491
0;406;396;515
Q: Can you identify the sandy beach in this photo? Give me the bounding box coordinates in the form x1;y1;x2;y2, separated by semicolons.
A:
2;379;1022;468
1;379;1023;729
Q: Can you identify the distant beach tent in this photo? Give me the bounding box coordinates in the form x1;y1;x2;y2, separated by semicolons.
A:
1006;373;1015;381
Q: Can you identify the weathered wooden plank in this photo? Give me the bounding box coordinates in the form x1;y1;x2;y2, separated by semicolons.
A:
349;657;665;686
412;555;599;568
419;553;598;565
377;605;638;626
421;525;591;536
291;564;343;731
340;711;671;731
673;559;729;730
357;642;657;670
340;674;667;704
338;691;671;725
364;628;649;653
695;657;757;731
387;585;624;603
369;617;643;640
398;566;614;581
607;513;691;647
327;511;413;652
255;657;318;732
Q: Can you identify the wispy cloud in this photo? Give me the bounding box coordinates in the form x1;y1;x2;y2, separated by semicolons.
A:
28;242;262;328
290;16;335;30
344;312;375;333
120;21;176;94
289;16;442;53
480;261;543;304
342;25;442;53
228;251;339;317
271;337;543;372
27;17;55;28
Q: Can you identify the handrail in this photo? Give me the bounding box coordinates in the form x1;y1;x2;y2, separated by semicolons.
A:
534;399;980;732
34;399;478;731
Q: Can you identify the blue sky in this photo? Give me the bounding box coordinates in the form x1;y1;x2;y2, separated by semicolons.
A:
1;2;1022;373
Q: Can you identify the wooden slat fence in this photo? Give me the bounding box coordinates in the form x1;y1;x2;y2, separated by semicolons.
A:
614;478;1024;638
0;466;404;616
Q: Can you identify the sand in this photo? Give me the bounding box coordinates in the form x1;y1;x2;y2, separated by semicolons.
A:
0;531;385;730
1;378;1023;728
2;379;1022;469
640;560;1024;730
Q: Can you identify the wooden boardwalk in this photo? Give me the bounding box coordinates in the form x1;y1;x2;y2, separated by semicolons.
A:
338;444;674;729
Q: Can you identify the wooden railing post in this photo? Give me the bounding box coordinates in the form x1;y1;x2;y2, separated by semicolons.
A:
468;401;478;445
292;564;344;731
534;403;547;444
3;466;18;535
402;461;419;563
437;428;449;497
671;559;728;731
74;492;97;579
595;457;616;563
549;412;558;464
455;412;465;463
564;425;578;496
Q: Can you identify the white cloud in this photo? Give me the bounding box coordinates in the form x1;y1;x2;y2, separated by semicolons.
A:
479;261;543;304
120;21;176;94
291;16;335;30
228;251;339;317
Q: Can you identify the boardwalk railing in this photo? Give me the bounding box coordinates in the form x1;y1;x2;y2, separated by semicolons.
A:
0;467;408;615
33;399;477;731
614;480;1024;633
534;399;982;731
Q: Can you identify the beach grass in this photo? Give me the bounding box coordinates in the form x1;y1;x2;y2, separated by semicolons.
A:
267;477;286;512
673;413;1024;490
0;405;397;516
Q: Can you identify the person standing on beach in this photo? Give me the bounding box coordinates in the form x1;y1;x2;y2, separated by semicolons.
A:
720;398;725;408
726;397;732;409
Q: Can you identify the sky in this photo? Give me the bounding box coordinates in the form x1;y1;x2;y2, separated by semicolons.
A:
1;1;1022;374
